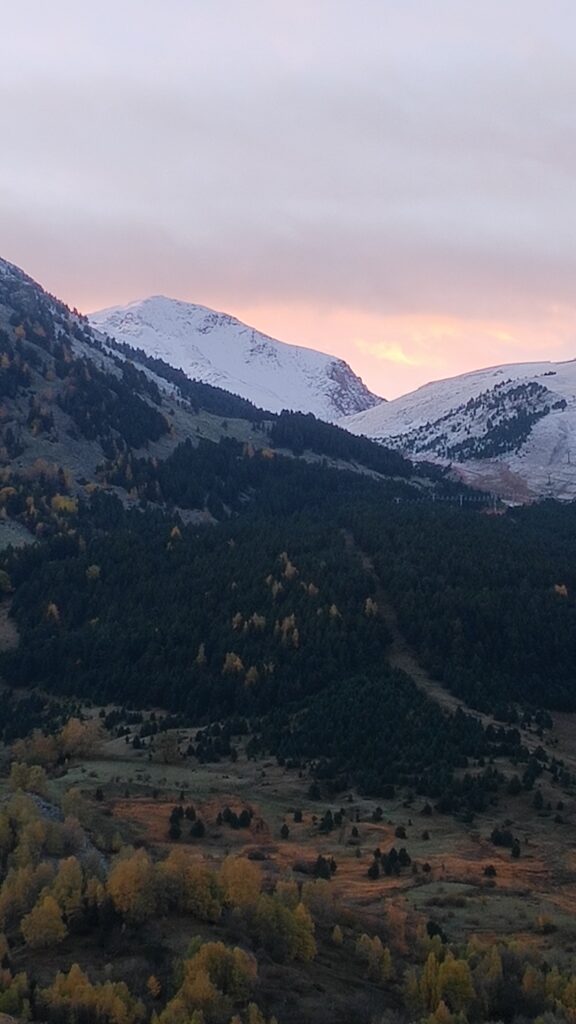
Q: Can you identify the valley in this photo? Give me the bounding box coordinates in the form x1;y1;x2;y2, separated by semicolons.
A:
2;686;576;1024
4;4;575;1023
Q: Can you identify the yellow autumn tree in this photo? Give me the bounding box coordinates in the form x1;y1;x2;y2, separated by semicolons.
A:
404;967;422;1015
157;851;222;922
438;956;475;1014
253;894;316;962
428;999;454;1024
51;495;77;514
8;763;29;792
182;968;219;1017
246;1004;278;1024
27;765;49;797
61;787;87;822
245;666;260;687
0;861;54;932
40;963;145;1024
107;849;157;925
13;819;47;868
223;652;244;675
220;856;261;910
9;762;49;798
159;942;256;1024
51;856;83;917
21;894;67;949
420;953;440;1012
292;903;316;962
356;934;394;983
59;717;101;758
46;602;60;623
12;730;59;766
147;975;162;999
85;876;106;911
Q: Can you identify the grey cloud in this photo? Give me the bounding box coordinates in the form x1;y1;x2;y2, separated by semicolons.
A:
1;0;576;325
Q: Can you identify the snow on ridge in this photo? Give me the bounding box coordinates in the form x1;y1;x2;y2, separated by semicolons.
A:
344;358;576;501
90;296;380;421
345;360;572;434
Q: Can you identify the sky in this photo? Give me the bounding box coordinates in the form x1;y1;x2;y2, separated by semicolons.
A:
1;1;576;399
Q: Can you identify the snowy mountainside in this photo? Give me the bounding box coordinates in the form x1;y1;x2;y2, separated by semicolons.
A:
344;360;576;501
90;296;380;421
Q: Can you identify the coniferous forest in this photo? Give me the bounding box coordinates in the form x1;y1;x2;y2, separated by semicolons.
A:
0;257;576;1024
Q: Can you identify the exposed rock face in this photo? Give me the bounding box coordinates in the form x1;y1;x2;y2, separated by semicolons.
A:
91;295;381;422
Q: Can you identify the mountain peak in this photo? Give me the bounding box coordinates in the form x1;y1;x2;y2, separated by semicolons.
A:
345;358;576;500
91;296;381;420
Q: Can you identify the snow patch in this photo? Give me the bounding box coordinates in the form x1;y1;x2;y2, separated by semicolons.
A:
90;296;380;422
343;360;576;500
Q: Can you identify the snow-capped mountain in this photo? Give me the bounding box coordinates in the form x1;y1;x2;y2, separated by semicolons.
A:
344;360;576;501
90;296;380;421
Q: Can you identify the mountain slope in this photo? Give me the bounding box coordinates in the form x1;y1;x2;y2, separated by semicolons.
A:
0;254;570;826
0;258;259;493
90;296;381;421
345;359;576;501
0;255;457;539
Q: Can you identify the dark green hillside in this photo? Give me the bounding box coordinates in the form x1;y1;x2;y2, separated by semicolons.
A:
1;476;536;811
257;673;525;812
2;492;384;716
0;256;574;816
0;263;171;452
349;500;576;713
0;257;432;485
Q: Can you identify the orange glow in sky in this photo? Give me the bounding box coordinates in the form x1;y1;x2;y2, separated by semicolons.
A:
4;2;576;403
28;263;576;401
222;303;576;399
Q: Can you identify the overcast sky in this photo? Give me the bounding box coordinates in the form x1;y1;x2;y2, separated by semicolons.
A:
2;1;575;398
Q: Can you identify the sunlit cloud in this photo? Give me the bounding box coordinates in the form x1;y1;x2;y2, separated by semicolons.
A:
489;330;515;344
228;304;576;399
354;340;429;367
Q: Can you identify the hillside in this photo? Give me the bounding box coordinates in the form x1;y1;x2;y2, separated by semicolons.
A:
90;296;381;421
0;257;417;516
3;256;576;732
0;255;522;808
0;258;267;494
344;360;576;501
2;259;576;1024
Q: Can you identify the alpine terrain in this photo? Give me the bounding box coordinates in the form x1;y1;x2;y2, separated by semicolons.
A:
3;255;576;1024
90;296;381;421
345;359;576;501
